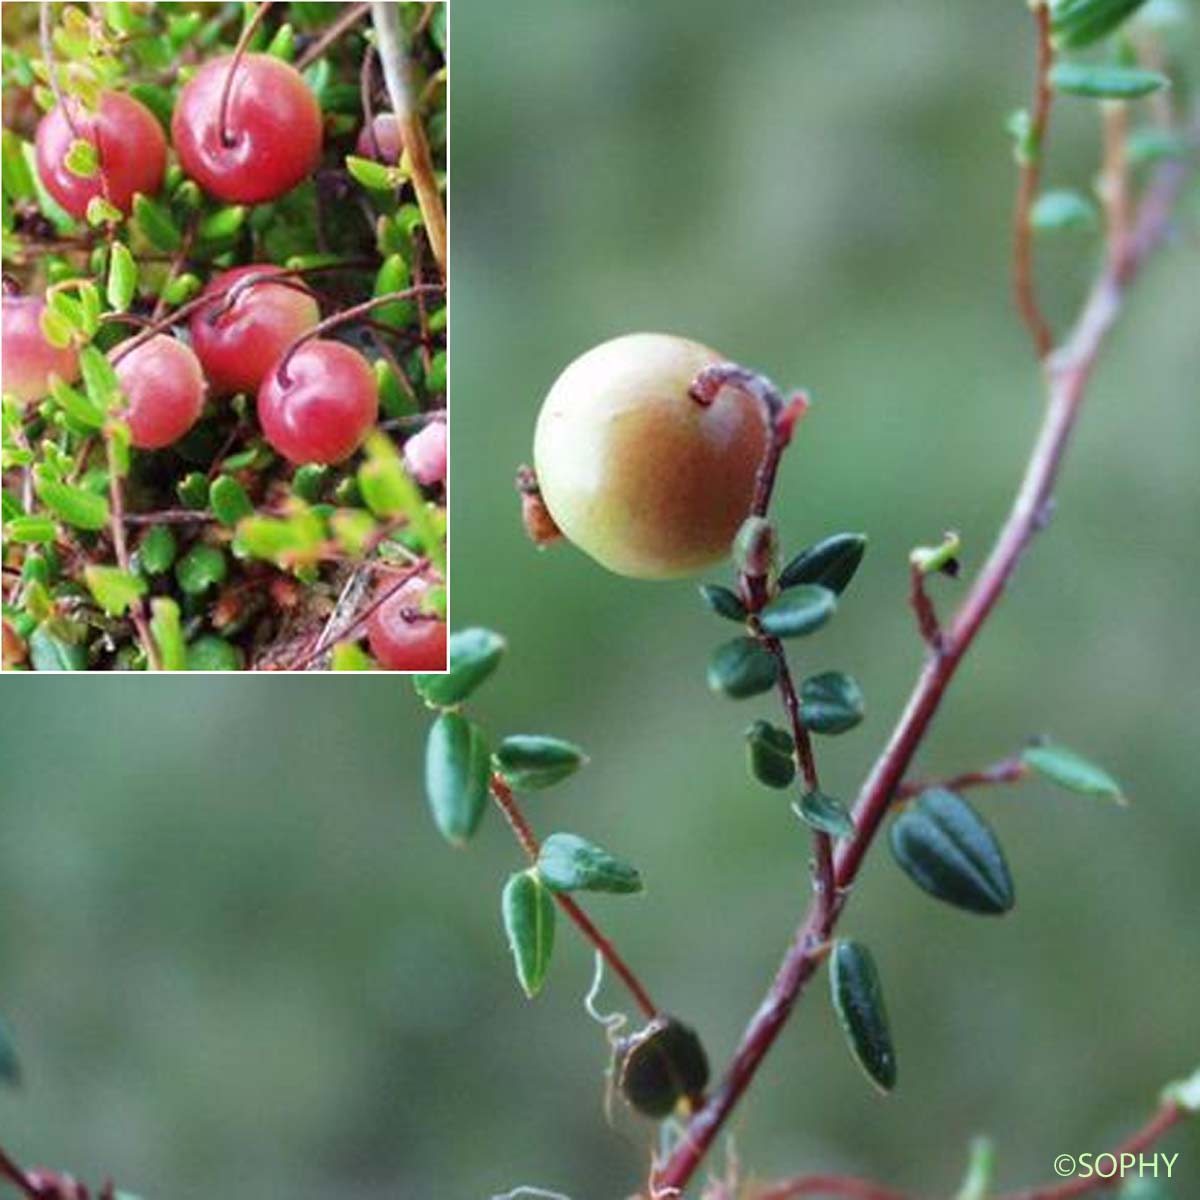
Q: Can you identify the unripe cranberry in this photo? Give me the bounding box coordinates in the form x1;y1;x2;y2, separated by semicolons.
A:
404;419;447;486
533;333;769;579
1;295;81;404
189;266;320;396
257;339;378;465
172;53;323;204
34;91;167;218
113;335;207;450
355;113;403;164
367;575;446;671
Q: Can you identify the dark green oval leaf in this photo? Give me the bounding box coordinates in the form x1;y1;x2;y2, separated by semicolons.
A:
425;712;490;845
537;832;642;895
698;583;747;622
745;719;795;789
829;939;896;1093
793;790;855;838
174;544;227;595
494;735;587;791
210;474;254;527
415;627;505;706
779;532;867;594
28;626;86;672
707;637;778;699
1022;742;1125;803
138;526;176;575
502;870;556;997
0;1015;19;1087
84;565;147;616
33;472;110;531
759;585;836;638
132;191;182;251
890;788;1014;915
186;635;241;671
801;670;865;734
1052;0;1151;49
1031;189;1099;233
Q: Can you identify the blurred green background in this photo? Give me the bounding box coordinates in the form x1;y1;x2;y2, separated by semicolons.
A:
3;1;1199;1197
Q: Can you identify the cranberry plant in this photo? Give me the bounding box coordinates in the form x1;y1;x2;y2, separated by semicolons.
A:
423;3;1196;1199
1;1;447;672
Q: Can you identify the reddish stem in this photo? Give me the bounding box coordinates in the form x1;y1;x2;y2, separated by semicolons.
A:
294;0;371;72
218;1;274;149
0;1144;44;1199
893;753;1029;802
907;565;944;653
756;1175;912;1200
1012;2;1056;359
651;146;1194;1200
489;775;658;1021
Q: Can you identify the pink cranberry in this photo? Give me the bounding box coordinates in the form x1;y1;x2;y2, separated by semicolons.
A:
113;335;207;450
35;90;167;218
189;266;320;396
355;113;403;164
403;419;447;486
257;339;378;465
1;295;81;404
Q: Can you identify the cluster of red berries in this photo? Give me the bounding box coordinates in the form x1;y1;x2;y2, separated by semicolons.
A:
4;53;408;465
3;51;447;671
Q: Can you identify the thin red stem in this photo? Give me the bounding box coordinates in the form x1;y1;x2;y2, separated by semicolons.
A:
908;565;944;653
756;1175;912;1200
489;775;658;1020
1012;2;1056;359
893;753;1029;802
218;1;274;148
294;0;371;72
651;145;1194;1200
0;1144;44;1199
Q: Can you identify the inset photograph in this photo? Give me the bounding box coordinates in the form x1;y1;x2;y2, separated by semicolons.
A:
1;1;447;672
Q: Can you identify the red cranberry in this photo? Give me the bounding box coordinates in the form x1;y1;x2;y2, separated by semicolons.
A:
367;576;446;671
34;91;167;218
257;339;378;464
172;54;323;204
189;266;320;396
355;113;403;164
404;419;447;486
113;335;207;450
1;296;81;404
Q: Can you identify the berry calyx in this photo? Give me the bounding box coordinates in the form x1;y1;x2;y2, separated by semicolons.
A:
113;335;207;450
189;266;320;396
404;419;447;486
533;333;770;579
355;113;403;164
366;575;446;671
257;339;378;465
172;54;323;204
34;91;167;218
1;295;81;404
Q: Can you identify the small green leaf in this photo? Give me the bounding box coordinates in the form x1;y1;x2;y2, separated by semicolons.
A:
414;627;505;707
346;154;394;190
33;471;110;530
64;137;99;178
162;272;201;306
39;305;74;349
538;832;642;895
0;1015;20;1087
105;240;137;309
49;375;105;428
793;790;855;838
707;637;779;699
374;254;414;328
829;939;896;1093
79;345;122;411
133;191;182;251
332;641;375;671
494;735;587;791
265;21;296;60
910;530;961;576
4;515;57;544
175;544;227;595
617;1016;710;1118
150;598;186;670
1;130;36;200
137;526;176;574
292;463;329;502
210;474;254;526
745;720;795;790
198;205;247;241
1127;127;1190;166
1051;62;1169;99
86;195;123;225
186;635;241;671
502;870;556;998
801;671;865;735
890;789;1014;915
759;585;836;638
85;565;147;616
28;626;86;671
779;533;867;594
425;712;490;845
1031;189;1099;233
1161;1064;1200;1114
1022;742;1125;802
177;471;211;509
1052;0;1151;49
